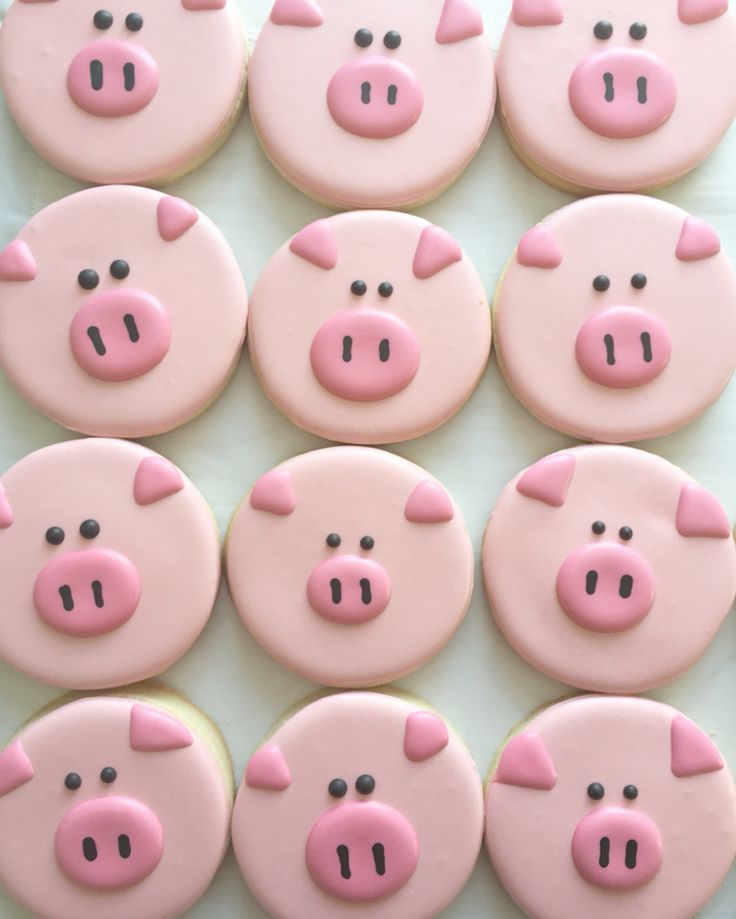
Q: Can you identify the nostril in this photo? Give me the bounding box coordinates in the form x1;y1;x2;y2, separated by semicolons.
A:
599;836;610;868
641;332;652;363
361;82;371;105
360;578;372;605
603;72;614;102
378;339;390;363
619;575;633;599
387;85;397;105
123;314;140;343
372;842;386;876
604;334;615;365
123;62;135;93
337;844;351;879
585;570;598;595
90;60;103;91
330;578;342;604
118;834;132;859
625;839;638;869
59;585;74;612
82;837;98;863
637;76;647;104
91;580;105;609
87;326;107;357
342;336;353;363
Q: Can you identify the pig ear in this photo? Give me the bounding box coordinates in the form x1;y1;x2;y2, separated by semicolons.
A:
511;0;564;26
271;0;324;27
181;0;226;9
404;712;449;762
130;704;193;752
133;457;185;507
0;484;13;529
404;481;454;524
675;217;721;262
246;745;292;790
157;196;199;242
435;0;484;44
675;483;731;538
250;470;296;516
495;733;557;790
289;219;337;270
516;453;575;507
412;226;463;279
0;240;37;282
0;741;34;797
678;0;728;24
517;226;563;268
671;715;724;777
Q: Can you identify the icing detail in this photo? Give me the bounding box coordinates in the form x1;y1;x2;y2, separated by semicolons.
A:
249;469;297;516
412;225;463;279
495;733;557;790
129;703;193;752
0;741;34;797
67;40;160;118
289;220;338;270
306;555;391;624
245;745;292;791
516;453;575;507
511;0;564;26
181;0;227;9
156;196;199;242
435;0;484;45
133;457;185;506
0;240;37;282
676;216;722;261
403;711;449;762
675;482;731;538
516;225;562;268
270;0;324;27
678;0;729;24
404;480;454;523
0;484;13;529
571;807;663;890
670;715;725;777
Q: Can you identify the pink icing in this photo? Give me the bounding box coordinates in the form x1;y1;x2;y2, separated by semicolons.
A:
55;796;164;891
516;225;562;269
307;555;391;624
129;703;193;753
0;485;13;529
403;480;455;523
678;0;729;24
412;226;463;279
0;239;37;281
271;0;324;27
434;0;484;44
0;741;34;797
571;807;662;891
249;469;297;516
66;40;159;118
511;0;564;26
676;216;722;261
494;733;557;790
670;715;725;777
403;711;449;762
156;196;199;242
133;457;185;507
289;219;338;270
675;482;731;538
305;801;419;901
245;745;292;791
516;453;575;507
181;0;227;8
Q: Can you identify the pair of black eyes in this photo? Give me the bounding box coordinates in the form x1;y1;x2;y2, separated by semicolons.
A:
94;10;143;31
351;280;394;299
354;28;401;49
594;20;647;41
327;533;375;550
593;274;647;292
329;774;375;797
78;261;130;291
588;782;639;801
65;767;117;790
592;521;633;540
46;520;101;545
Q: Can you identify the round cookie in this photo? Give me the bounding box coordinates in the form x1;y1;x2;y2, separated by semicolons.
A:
0;685;232;919
226;446;474;687
0;0;246;185
481;445;736;693
248;212;490;444
485;695;736;919
0;438;221;689
0;186;248;438
493;196;736;443
248;0;495;209
497;0;736;194
232;691;484;918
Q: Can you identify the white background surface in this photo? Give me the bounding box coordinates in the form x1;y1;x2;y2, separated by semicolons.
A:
0;1;735;916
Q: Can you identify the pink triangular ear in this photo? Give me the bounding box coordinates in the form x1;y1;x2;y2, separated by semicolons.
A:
435;0;484;43
517;225;563;268
495;733;557;790
250;470;296;516
133;457;185;507
0;240;37;282
289;219;337;270
0;741;34;797
181;0;226;8
517;453;575;507
157;196;199;242
404;481;454;524
404;712;449;762
0;485;13;529
678;0;728;24
271;0;324;27
675;217;721;261
671;715;724;777
246;745;292;790
130;704;193;752
412;226;463;279
675;483;730;538
511;0;564;26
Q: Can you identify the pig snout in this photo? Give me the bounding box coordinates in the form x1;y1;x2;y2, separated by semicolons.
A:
571;806;662;891
306;555;391;625
67;40;159;117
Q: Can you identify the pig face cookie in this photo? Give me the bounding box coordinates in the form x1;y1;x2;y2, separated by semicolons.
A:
0;692;232;919
232;692;484;918
226;447;473;687
248;0;495;208
497;0;736;193
0;438;221;689
482;446;736;692
0;0;246;185
493;196;736;443
0;186;248;438
485;696;736;919
248;212;490;444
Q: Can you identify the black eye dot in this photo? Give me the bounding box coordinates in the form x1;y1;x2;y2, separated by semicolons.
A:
125;12;143;31
378;282;393;298
619;526;633;541
110;259;130;280
629;22;647;40
45;526;65;546
593;275;610;293
354;28;373;47
383;30;401;49
78;269;100;291
587;782;605;800
328;778;348;798
100;766;117;784
79;519;101;540
593;20;613;40
355;774;375;795
326;533;341;548
350;280;367;296
623;784;639;800
592;521;606;535
65;772;82;790
631;273;647;290
93;9;113;29
360;535;375;550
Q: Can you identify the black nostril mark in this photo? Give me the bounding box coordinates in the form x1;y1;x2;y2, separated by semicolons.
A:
619;575;633;599
604;334;615;366
387;85;397;105
379;339;390;363
337;844;351;879
625;839;638;869
59;585;74;612
90;60;103;91
603;72;614;102
342;336;353;363
599;836;610;869
118;834;132;859
330;578;342;604
123;63;135;93
360;578;372;605
82;837;98;862
92;580;105;609
361;82;371;105
372;842;386;876
641;332;652;363
124;314;140;343
87;326;107;357
637;77;647;105
585;570;598;595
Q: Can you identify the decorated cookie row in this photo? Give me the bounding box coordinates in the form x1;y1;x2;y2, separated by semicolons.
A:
0;688;733;919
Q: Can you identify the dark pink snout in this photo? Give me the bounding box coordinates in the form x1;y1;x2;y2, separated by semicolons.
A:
55;796;163;891
33;548;141;638
327;58;424;138
569;49;677;138
306;555;391;625
556;542;655;633
310;309;420;402
575;306;671;389
572;806;662;891
69;289;171;382
67;39;159;117
305;801;418;902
